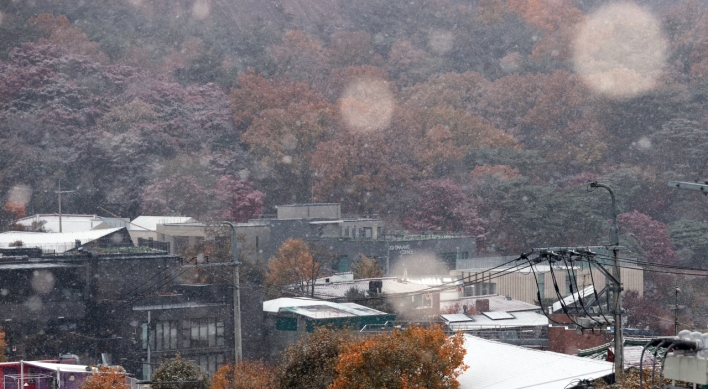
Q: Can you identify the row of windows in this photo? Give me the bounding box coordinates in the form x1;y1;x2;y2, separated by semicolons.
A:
341;226;381;239
141;318;225;351
143;354;225;380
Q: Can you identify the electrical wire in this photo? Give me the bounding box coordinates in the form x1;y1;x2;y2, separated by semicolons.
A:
587;261;611;324
526;256;566;325
548;260;586;328
563;256;603;327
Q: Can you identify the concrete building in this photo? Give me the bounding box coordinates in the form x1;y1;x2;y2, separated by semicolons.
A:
146;203;477;276
127;216;196;246
453;260;643;306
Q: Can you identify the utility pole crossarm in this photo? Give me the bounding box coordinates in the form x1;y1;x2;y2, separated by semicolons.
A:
668;181;708;193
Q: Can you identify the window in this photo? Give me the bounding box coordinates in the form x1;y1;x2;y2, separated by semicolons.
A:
150;320;178;351
143;319;224;351
193;354;224;375
363;227;372;239
469;282;497;296
182;318;225;349
537;274;545;299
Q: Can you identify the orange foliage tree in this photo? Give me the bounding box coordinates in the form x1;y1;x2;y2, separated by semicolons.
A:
265;238;324;298
211;361;275;389
29;14;108;62
0;327;7;362
311;131;415;214
330;325;467;389
351;254;383;279
79;366;128;389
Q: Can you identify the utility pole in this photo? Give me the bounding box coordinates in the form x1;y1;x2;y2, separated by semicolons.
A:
55;179;75;233
674;285;681;336
178;223;242;363
590;182;623;382
221;222;242;363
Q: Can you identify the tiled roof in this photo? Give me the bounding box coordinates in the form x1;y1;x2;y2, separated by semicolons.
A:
458;335;613;389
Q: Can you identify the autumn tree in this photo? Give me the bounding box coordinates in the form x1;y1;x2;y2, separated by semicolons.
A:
0;328;7;362
270;30;329;85
152;354;208;389
351;254;383;279
79;366;128;389
211;361;275;389
265;238;326;298
141;175;212;219
311;131;415;215
618;211;678;265
213;176;265;222
330;325;467;389
276;327;355;389
29;14;109;62
403;180;485;237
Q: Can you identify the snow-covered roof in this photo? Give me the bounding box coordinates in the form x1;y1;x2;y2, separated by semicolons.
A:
129;216;196;231
311;277;430;299
24;361;91;373
0;228;122;253
443;311;548;330
440;295;541;313
263;297;390;319
457;335;613;389
16;214;106;233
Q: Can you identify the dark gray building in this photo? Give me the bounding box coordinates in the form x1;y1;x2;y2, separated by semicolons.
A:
153;203;477;276
0;228;246;379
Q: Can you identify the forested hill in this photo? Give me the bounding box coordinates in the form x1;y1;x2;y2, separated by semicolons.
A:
2;0;708;311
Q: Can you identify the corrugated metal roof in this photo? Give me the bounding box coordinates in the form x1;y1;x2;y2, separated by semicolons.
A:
129;216;196;231
312;277;430;299
457;335;613;389
0;228;122;253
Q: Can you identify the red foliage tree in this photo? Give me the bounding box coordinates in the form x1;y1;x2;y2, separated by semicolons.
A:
618;210;678;265
213;176;265;222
